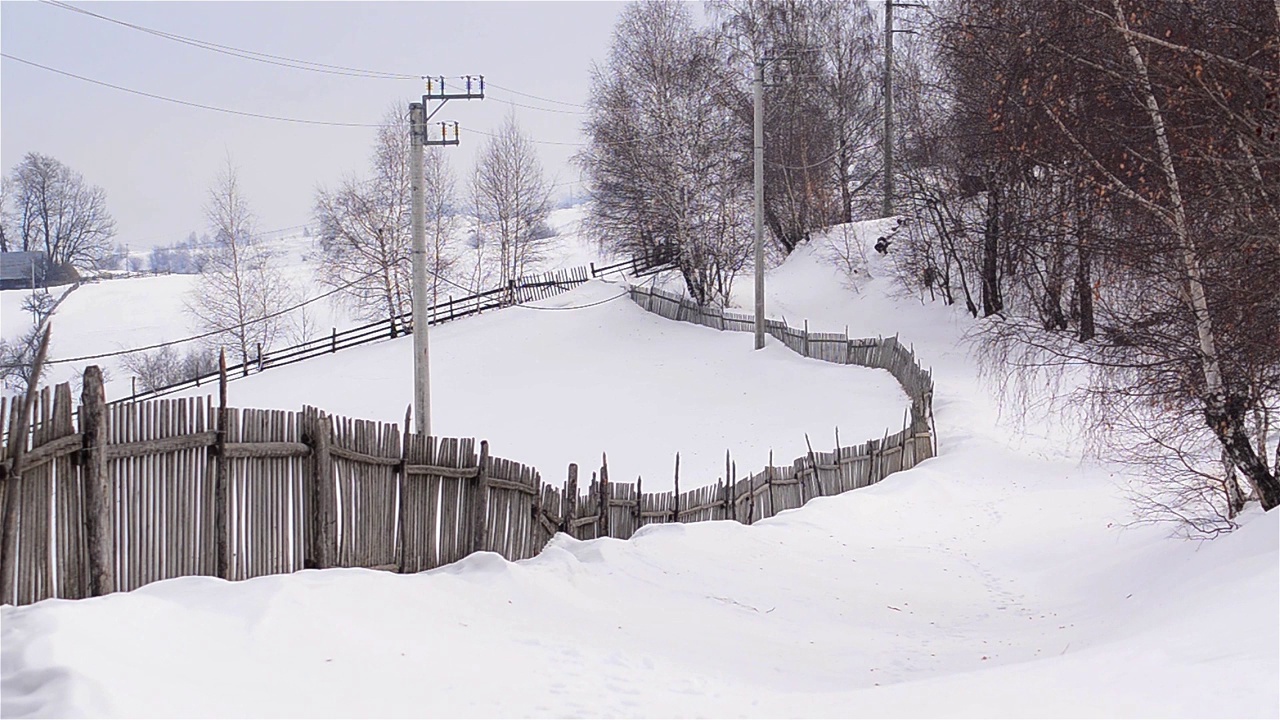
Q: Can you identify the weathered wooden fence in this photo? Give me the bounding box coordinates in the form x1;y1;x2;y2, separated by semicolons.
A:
119;251;677;405
0;284;935;607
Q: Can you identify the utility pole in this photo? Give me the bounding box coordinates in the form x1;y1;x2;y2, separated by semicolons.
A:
883;0;895;219
409;101;430;437
883;1;925;220
410;75;483;436
753;59;766;351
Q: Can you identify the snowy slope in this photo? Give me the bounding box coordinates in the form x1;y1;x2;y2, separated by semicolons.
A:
160;279;909;491
1;220;1276;718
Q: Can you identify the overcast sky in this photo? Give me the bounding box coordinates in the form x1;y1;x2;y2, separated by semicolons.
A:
1;1;631;250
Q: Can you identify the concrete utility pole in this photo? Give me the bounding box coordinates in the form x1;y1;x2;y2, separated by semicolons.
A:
753;59;766;351
883;0;895;219
410;75;483;436
409;101;431;436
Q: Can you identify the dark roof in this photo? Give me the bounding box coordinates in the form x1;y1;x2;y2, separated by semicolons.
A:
0;251;47;282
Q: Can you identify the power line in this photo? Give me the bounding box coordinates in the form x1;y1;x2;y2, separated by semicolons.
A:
39;270;381;365
516;290;629;311
39;1;596;114
39;0;417;80
484;80;587;109
486;93;585;115
1;52;382;127
4;53;622;147
765;145;847;172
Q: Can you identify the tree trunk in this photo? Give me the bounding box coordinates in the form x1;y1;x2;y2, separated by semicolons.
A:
981;187;1003;317
1206;398;1280;510
1075;242;1095;341
1111;0;1278;509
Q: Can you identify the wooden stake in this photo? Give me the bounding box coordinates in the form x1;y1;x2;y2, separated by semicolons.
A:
803;432;818;502
564;463;578;536
472;440;490;554
0;324;50;604
724;450;734;520
673;452;681;522
598;453;610;538
214;349;230;579
634;474;643;528
81;365;114;596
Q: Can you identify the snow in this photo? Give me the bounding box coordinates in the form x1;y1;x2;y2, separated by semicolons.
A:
1;217;1277;718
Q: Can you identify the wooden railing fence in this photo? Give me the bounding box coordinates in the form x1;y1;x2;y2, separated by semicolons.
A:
0;279;935;607
119;251;676;404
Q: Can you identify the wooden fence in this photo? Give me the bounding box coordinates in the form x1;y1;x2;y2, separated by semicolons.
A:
119;250;676;405
627;284;936;447
0;282;935;608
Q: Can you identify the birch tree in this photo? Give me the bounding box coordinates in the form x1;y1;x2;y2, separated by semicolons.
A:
472;112;553;286
314;110;457;325
927;0;1280;522
188;160;296;367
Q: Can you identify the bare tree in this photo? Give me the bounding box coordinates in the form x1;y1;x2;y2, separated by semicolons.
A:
6;152;116;269
315;110;457;325
472;112;553;286
579;0;753;305
424;145;460;306
187;159;296;368
923;0;1280;523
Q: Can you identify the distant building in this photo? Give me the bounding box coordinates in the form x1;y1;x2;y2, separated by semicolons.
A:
0;251;49;290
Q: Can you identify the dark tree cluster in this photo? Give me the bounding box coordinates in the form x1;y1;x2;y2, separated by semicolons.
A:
898;0;1280;526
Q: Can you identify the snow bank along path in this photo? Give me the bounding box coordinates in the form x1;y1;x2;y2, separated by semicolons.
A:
2;225;1275;718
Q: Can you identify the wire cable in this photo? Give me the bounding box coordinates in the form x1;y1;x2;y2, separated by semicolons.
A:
484;80;587;109
764;144;847;172
516;290;629;311
39;0;418;80
486;93;586;115
1;52;383;127
39;269;382;365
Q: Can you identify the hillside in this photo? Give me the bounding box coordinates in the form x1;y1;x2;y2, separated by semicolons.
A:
0;220;1276;718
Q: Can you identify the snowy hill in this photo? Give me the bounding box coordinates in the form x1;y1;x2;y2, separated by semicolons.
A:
1;218;1276;718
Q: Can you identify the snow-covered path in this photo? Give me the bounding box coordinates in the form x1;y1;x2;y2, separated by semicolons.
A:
1;224;1276;718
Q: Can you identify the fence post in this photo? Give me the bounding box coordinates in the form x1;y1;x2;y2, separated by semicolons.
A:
472;440;490;554
766;450;776;519
306;410;336;569
598;453;610;538
214;350;231;579
803;433;818;503
396;405;411;572
80;365;114;596
331;327;337;354
634;474;643;530
724;450;735;521
672;453;680;523
563;463;578;537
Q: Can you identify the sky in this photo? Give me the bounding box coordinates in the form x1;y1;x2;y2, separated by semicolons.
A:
1;1;629;251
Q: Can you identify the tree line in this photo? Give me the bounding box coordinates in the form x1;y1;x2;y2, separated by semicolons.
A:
578;0;887;305
884;0;1279;528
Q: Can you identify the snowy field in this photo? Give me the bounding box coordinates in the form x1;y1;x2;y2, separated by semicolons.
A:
0;208;602;398
1;220;1277;718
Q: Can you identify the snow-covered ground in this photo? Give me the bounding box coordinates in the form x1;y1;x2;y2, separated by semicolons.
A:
1;218;1276;718
0;207;605;398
